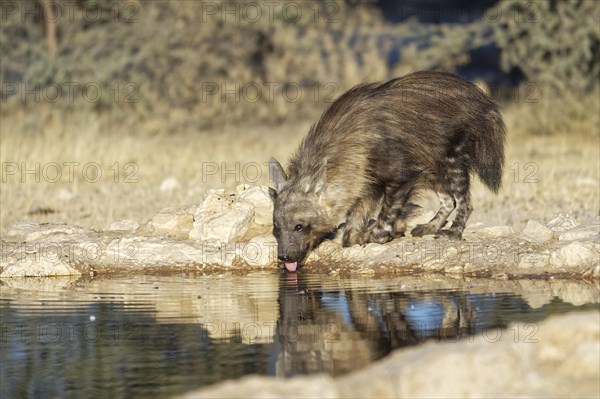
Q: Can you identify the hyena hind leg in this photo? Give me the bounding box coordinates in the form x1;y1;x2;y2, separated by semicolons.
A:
436;193;472;240
436;161;473;239
411;191;455;238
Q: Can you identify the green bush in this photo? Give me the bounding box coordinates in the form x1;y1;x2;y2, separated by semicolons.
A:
493;0;599;135
4;0;596;135
1;0;392;130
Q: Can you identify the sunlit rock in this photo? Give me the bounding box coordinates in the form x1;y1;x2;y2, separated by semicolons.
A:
236;184;274;226
151;207;194;238
558;217;600;241
189;190;255;243
521;220;554;244
107;219;140;232
1;256;81;278
551;241;600;268
241;235;278;267
6;220;86;241
1;194;599;279
180;312;600;399
546;213;579;232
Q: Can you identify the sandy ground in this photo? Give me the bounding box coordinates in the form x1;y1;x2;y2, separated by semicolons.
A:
1;107;598;236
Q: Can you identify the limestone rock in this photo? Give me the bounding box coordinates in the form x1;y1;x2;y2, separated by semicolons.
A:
151;207;194;238
342;245;373;260
547;213;579;233
240;235;278;267
558;217;600;241
107;219;140;232
3;199;600;278
180;312;600;399
189;190;254;243
518;251;550;269
235;184;274;226
309;241;343;263
0;256;81;277
521;220;554;244
106;236;226;267
180;376;338;399
551;242;599;268
6;221;90;242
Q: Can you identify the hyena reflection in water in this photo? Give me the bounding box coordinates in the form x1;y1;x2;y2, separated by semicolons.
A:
276;279;477;376
269;71;506;271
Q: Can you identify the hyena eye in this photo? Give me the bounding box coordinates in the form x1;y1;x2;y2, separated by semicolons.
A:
294;224;304;232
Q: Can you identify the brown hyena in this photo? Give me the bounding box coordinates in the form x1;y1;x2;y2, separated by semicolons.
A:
269;71;506;272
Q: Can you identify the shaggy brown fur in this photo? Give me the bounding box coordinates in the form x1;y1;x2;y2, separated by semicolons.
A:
269;71;506;271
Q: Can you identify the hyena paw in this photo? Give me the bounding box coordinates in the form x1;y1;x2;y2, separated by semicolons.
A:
393;230;406;238
435;229;463;240
392;220;407;238
411;223;438;237
368;229;393;244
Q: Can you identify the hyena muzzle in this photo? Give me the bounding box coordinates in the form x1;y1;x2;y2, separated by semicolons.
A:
269;71;506;272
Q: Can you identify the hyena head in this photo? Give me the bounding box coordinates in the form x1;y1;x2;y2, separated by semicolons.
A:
268;158;337;272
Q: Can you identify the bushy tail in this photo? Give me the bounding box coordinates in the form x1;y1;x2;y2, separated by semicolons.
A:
473;110;506;193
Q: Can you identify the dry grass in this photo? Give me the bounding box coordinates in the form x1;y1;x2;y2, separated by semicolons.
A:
1;104;598;237
0;106;309;234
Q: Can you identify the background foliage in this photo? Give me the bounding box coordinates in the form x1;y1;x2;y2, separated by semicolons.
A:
494;0;599;134
1;0;598;134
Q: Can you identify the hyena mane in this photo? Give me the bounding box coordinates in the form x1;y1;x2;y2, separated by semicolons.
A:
270;71;506;271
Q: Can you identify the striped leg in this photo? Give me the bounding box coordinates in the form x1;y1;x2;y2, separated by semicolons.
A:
343;190;381;247
367;186;413;244
437;160;472;239
411;191;455;237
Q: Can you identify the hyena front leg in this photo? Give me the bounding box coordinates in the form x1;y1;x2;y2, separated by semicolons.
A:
392;202;422;237
343;191;381;247
367;186;413;244
411;191;455;237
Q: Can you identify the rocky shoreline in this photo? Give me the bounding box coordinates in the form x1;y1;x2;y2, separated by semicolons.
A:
178;311;600;399
2;185;598;279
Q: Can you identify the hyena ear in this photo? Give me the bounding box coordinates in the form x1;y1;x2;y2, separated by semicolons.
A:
304;162;326;195
268;187;277;200
268;157;287;195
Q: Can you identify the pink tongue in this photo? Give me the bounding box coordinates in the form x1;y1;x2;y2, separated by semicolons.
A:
284;262;298;272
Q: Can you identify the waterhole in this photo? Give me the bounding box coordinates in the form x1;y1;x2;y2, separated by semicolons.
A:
1;272;598;398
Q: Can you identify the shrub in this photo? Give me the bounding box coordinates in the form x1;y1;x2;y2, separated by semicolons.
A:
493;0;599;135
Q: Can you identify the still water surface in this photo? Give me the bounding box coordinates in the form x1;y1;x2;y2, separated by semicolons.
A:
1;272;598;398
